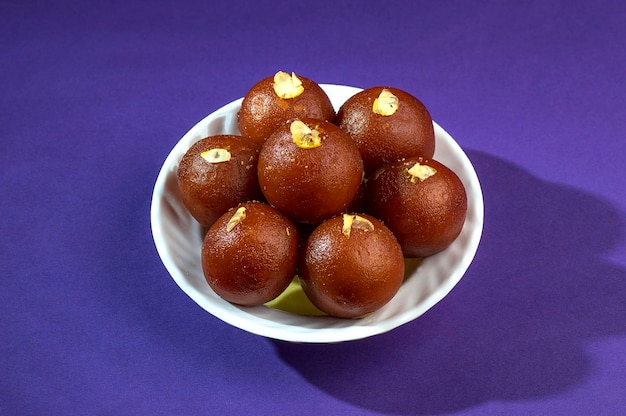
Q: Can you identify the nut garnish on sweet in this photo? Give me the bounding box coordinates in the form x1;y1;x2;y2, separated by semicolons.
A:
226;206;247;232
200;148;232;164
372;89;399;116
407;162;437;183
342;214;375;237
290;120;322;149
273;71;304;99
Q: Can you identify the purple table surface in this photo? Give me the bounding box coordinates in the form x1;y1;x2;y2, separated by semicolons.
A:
2;1;625;415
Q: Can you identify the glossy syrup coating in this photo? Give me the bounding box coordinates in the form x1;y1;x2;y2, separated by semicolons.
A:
237;73;335;145
176;135;263;228
365;156;467;258
201;201;300;306
298;213;405;318
257;118;364;224
336;86;435;175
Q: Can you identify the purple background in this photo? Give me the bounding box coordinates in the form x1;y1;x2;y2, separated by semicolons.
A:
2;1;625;414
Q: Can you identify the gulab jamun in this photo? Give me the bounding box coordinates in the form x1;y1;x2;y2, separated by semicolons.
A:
336;86;435;175
257;118;364;224
365;156;467;258
237;71;336;145
177;135;263;228
201;201;300;306
298;213;405;318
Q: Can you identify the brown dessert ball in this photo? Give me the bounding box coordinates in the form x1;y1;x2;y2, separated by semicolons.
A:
257;117;364;224
365;156;467;258
177;135;263;228
201;201;300;306
237;71;336;145
299;213;405;318
336;86;435;175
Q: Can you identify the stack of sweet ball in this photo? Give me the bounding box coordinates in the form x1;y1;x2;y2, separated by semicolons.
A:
176;71;467;319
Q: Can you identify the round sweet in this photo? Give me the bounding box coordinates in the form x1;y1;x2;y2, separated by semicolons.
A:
336;86;435;175
176;135;263;228
257;117;364;224
237;72;335;145
365;156;467;258
298;213;405;318
201;201;300;306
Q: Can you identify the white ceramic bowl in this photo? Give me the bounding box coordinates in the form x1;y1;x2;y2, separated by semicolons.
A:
151;84;484;343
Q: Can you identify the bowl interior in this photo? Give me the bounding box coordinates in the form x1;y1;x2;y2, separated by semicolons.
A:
150;84;484;343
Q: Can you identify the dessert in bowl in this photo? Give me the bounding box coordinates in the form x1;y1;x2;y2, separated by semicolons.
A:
150;83;484;343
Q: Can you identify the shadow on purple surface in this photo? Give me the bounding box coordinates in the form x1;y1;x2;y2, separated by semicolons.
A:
272;150;626;414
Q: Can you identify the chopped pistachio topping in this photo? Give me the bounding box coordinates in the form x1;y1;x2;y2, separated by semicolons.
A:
342;214;375;237
226;207;247;232
201;148;231;164
407;162;437;183
372;89;399;116
273;71;304;99
290;120;322;149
